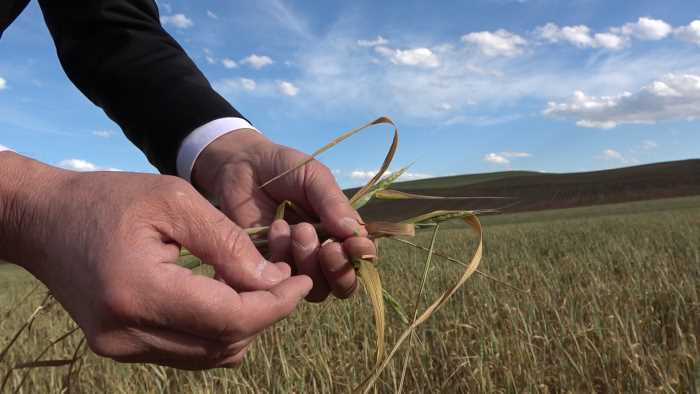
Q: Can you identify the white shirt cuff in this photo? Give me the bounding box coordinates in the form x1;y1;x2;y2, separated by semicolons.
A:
0;144;14;153
176;117;259;182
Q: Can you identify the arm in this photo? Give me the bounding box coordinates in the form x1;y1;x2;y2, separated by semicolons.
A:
37;0;241;175
0;151;310;368
37;0;377;302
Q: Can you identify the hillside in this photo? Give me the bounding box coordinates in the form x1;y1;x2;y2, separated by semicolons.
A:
347;159;700;222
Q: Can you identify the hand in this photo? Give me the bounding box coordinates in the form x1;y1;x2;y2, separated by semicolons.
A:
1;154;311;369
192;129;376;302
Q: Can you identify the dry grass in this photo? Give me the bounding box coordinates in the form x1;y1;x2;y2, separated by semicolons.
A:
1;196;699;393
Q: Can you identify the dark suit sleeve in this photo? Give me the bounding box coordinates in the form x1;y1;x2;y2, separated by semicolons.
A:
37;0;244;175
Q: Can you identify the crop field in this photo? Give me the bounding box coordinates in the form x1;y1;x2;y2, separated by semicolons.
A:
1;196;699;393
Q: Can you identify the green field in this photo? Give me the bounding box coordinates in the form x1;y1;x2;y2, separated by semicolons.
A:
1;196;699;393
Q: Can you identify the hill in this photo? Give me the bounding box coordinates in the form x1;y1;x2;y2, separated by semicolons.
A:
346;159;700;222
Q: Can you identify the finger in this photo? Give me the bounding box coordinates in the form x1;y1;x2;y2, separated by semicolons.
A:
166;187;288;291
318;241;357;299
108;327;251;370
303;161;368;239
291;223;329;302
342;236;377;261
268;219;292;264
145;264;311;341
234;274;313;336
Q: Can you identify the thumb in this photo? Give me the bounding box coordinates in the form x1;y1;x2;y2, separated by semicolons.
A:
166;188;289;291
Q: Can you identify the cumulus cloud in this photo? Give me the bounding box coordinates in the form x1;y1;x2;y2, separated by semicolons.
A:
483;153;510;165
0;77;6;90
593;33;625;50
544;73;700;129
374;46;440;68
675;20;700;45
461;29;527;57
357;36;389;47
240;78;257;91
206;10;218;20
222;58;238;69
536;23;625;50
57;159;120;172
617;17;672;40
160;14;194;29
277;81;299;96
92;130;113;138
483;151;532;165
240;54;273;69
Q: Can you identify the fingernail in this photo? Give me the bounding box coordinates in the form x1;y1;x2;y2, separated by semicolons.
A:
340;217;360;236
257;259;287;282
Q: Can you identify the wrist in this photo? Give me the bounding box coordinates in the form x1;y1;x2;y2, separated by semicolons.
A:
191;128;271;198
0;152;70;269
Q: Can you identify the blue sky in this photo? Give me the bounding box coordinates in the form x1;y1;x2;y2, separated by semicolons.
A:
1;0;699;187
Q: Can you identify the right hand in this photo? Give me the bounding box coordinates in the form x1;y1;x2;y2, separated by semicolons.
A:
2;156;312;369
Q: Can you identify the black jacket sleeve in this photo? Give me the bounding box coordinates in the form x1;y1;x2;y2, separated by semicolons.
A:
0;0;29;38
38;0;244;175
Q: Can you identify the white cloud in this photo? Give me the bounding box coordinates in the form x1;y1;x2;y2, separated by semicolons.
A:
374;46;440;68
641;139;658;150
593;33;625;50
277;81;299;96
0;77;6;90
240;78;257;91
536;23;625;50
618;17;672;40
214;78;257;93
240;54;273;69
350;170;377;179
675;20;700;45
349;169;432;181
544;73;700;129
501;151;532;158
92;130;113;138
483;153;510;165
600;149;624;161
261;0;312;41
210;17;700;125
357;36;389;47
160;14;194;29
206;10;218;20
461;29;527;57
205;56;216;64
57;159;120;172
483;151;531;165
222;58;238;69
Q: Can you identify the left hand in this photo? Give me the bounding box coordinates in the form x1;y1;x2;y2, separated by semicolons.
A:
191;129;376;302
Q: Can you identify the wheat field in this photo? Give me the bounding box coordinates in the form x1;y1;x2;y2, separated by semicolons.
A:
1;196;699;393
